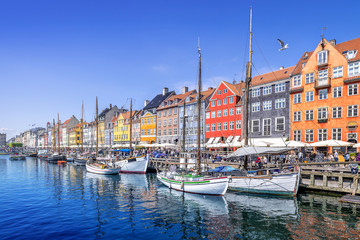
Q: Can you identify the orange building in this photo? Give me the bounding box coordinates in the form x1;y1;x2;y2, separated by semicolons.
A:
140;110;156;144
289;37;360;152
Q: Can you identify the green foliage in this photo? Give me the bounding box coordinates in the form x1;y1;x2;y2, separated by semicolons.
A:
10;142;23;147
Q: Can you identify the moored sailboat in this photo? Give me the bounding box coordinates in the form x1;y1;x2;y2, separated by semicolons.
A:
157;44;229;196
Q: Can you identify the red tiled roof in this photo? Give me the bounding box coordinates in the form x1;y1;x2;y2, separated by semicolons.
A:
111;116;117;122
251;66;295;86
121;110;136;120
181;88;215;104
334;37;360;62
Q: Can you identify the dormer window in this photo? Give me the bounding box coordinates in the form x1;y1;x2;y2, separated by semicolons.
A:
317;50;328;65
345;50;357;60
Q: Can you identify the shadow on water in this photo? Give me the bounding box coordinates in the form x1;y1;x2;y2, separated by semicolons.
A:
0;159;360;239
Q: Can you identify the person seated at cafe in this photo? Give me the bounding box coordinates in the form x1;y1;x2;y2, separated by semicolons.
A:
350;162;359;174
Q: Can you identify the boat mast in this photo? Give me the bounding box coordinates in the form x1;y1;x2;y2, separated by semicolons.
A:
81;101;84;153
182;100;186;152
129;98;133;156
196;45;202;175
96;97;99;157
243;6;253;170
52;119;56;152
57;113;60;154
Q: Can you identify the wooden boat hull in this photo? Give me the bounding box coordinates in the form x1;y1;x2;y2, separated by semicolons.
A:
115;155;149;174
9;155;26;160
157;174;229;196
228;169;301;196
86;162;120;175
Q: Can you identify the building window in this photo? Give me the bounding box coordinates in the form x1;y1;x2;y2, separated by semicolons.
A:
318;129;327;141
158;112;161;118
223;122;228;130
293;130;301;142
305;129;314;142
333;66;343;78
168;109;172;116
348;61;360;77
305;110;314;121
305;73;314;84
263;100;272;111
275;98;285;109
174;108;177;115
211;124;215;132
263;86;272;95
223;89;228;94
318;69;328;86
252;102;260;112
174;118;177;125
223;98;227;105
317;50;328;65
333;86;342;98
217;100;221;106
252;88;260;97
163;129;166;135
211;100;215;107
174;128;177;135
217;123;221;131
275;117;285;131
318;89;327;100
168;119;172;126
348;83;358;96
229;96;234;104
275;83;285;93
229;121;234;130
211;111;215;118
163;120;167;127
263;118;271;136
293;111;301;122
223;109;228;116
236;107;241;114
252;120;259;132
229;108;234;115
206;112;210;119
168;129;172;135
332;107;342;118
293;93;301;104
305;91;314;102
332;128;342;141
292;75;301;87
217;110;221;117
348;105;358;117
236;120;241;129
158;120;161;127
317;107;328;120
217;90;221;95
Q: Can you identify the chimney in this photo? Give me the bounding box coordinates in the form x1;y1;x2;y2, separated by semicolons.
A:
144;100;149;107
162;87;168;96
109;104;112;109
280;66;284;70
208;87;214;90
329;39;336;46
182;86;188;94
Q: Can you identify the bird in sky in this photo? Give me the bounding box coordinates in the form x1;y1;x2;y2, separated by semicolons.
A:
277;39;289;51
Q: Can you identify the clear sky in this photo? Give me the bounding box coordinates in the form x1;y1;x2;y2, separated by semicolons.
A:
1;0;359;139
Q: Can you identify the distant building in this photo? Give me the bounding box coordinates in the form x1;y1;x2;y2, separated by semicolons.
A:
0;133;6;146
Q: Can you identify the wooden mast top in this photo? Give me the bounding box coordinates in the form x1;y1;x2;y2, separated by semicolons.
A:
57;113;60;154
196;45;202;175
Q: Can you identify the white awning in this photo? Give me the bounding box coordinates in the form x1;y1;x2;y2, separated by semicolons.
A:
206;137;214;144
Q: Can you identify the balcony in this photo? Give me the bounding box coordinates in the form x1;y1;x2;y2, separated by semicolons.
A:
314;77;331;89
317;118;328;123
343;76;360;84
290;86;304;93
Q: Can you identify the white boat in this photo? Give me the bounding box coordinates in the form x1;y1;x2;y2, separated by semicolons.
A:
86;161;121;175
228;169;301;196
157;172;229;196
114;155;149;174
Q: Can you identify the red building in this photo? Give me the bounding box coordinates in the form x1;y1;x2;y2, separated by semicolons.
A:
205;81;245;149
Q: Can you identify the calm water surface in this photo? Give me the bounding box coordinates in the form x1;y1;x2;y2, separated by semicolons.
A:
0;156;359;239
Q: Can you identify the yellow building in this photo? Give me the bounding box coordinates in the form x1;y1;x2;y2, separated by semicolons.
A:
69;127;77;146
98;121;105;147
140;111;156;144
113;111;135;145
75;122;86;147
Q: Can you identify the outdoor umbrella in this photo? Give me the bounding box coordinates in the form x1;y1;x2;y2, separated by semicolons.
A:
271;140;311;147
310;139;354;147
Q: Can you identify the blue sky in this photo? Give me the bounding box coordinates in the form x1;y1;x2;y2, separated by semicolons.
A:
1;0;359;139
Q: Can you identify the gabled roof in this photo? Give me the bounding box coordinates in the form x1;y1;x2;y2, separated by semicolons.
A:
291;51;314;75
333;37;360;62
251;66;295;87
143;90;176;111
157;90;196;110
111;116;118;123
121;110;136;120
99;108;110;118
209;81;245;101
182;88;215;104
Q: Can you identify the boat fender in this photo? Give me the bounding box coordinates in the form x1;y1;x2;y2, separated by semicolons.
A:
228;178;232;183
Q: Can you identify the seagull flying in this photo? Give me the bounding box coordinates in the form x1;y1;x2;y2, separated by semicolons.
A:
277;39;289;51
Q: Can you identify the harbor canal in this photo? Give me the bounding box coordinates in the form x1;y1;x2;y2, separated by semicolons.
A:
0;156;359;239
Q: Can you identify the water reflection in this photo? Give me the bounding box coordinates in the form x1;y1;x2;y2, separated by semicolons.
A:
0;157;359;240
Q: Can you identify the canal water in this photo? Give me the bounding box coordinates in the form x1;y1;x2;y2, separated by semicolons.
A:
0;156;359;240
